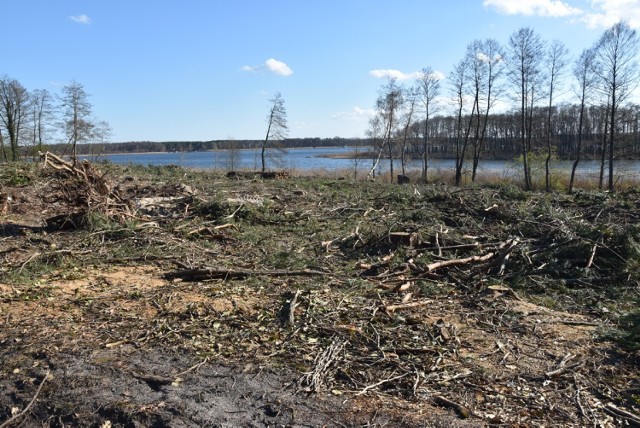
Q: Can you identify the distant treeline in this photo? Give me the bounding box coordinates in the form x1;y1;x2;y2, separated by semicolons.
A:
403;104;640;161
55;137;359;156
20;104;640;162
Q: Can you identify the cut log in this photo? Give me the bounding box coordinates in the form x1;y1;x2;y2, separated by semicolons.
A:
389;232;418;247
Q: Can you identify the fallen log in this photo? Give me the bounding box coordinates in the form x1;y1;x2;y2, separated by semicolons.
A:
164;267;328;281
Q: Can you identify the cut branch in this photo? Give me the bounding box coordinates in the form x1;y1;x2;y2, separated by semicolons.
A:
432;395;473;419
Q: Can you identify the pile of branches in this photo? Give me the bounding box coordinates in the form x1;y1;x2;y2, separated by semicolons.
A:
40;152;134;227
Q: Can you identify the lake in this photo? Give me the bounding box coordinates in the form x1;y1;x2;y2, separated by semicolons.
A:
85;146;640;181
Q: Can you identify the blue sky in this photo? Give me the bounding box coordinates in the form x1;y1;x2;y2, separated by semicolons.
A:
3;0;640;142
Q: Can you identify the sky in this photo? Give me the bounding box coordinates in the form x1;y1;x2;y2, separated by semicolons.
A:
3;0;640;142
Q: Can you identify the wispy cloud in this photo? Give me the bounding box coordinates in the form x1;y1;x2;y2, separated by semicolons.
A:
370;69;445;82
580;0;640;29
369;69;422;81
483;0;582;17
241;58;293;76
69;14;92;24
484;0;640;29
419;69;446;81
332;107;375;121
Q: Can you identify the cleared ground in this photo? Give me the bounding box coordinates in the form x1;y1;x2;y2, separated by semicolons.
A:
0;161;639;427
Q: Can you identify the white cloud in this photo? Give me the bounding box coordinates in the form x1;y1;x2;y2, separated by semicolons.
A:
476;52;490;63
265;58;293;76
580;0;640;28
332;107;375;121
483;0;582;17
369;69;423;80
69;14;92;24
241;58;293;76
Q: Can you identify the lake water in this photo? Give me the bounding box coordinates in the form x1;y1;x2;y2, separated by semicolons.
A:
86;146;640;180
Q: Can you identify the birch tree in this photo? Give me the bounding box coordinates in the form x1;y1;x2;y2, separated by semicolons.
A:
375;79;403;183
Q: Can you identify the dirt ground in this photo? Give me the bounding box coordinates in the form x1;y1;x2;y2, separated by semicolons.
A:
1;161;639;427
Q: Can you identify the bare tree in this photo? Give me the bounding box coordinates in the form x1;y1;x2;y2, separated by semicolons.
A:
507;27;546;190
399;85;418;177
351;139;364;180
0;76;30;161
29;89;54;158
593;21;640;191
262;92;288;173
543;40;569;191
451;57;472;186
60;80;93;164
417;67;441;183
376;78;403;183
226;136;241;171
569;48;597;193
92;120;112;160
469;39;504;182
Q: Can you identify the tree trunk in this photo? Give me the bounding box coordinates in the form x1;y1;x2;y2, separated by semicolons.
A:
568;99;585;193
262;114;273;174
608;88;616;192
422;118;429;183
599;111;609;191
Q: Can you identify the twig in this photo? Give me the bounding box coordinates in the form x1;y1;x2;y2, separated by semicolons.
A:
225;203;245;219
18;252;42;272
574;375;588;419
546;357;582;378
0;370;50;428
176;357;209;376
586;243;598;268
355;372;409;396
382;299;433;313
